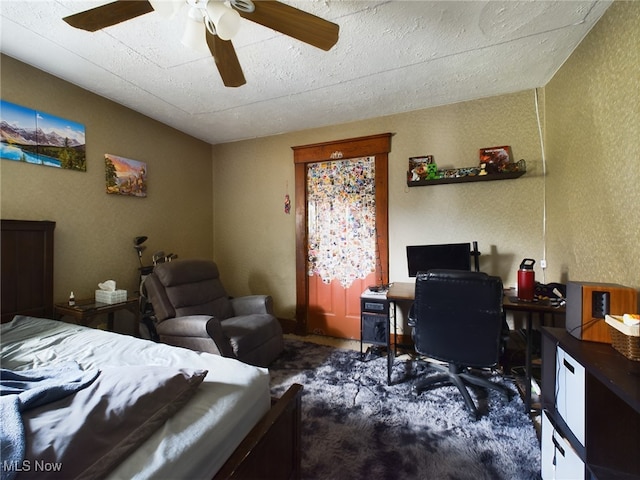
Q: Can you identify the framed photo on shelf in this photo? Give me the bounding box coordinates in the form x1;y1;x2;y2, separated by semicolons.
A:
479;146;512;173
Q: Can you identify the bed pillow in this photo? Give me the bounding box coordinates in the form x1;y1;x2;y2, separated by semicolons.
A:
22;366;207;480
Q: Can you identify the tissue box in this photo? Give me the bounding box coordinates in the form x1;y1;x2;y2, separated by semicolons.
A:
95;289;127;304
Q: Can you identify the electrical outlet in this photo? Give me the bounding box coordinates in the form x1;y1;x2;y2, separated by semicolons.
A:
540;259;547;269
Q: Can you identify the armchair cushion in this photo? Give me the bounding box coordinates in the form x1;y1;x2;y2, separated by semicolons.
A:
222;314;284;367
154;315;234;357
152;260;233;322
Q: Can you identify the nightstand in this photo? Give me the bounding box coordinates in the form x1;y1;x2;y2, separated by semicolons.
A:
55;297;139;332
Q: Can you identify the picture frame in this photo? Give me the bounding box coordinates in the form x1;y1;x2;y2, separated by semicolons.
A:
105;153;147;197
479;146;512;173
1;99;86;171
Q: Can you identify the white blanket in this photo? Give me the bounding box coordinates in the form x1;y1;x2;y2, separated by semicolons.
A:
1;316;271;479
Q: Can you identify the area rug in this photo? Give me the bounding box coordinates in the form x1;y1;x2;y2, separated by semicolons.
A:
269;339;541;480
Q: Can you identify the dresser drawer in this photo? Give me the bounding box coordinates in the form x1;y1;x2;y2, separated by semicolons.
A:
542;411;585;480
556;346;586;446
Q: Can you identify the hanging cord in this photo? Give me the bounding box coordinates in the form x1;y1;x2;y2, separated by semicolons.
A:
535;88;547;284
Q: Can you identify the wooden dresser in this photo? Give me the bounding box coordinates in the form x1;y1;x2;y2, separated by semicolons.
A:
1;219;55;323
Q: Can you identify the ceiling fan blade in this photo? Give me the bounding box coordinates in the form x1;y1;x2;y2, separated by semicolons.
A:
206;31;246;88
238;0;339;51
63;0;154;32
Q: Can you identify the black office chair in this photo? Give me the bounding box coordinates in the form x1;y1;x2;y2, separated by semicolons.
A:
411;269;512;420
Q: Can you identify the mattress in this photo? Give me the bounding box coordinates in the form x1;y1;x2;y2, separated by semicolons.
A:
1;316;271;479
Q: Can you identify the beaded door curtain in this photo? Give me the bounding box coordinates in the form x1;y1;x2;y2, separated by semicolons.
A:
306;156;376;288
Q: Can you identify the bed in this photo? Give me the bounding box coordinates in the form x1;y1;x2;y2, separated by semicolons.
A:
1;220;302;480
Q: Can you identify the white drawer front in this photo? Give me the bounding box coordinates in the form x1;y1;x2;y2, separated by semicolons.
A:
541;411;585;480
541;412;556;480
556;347;586;446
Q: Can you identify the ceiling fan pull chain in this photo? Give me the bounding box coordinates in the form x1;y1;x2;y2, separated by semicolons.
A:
186;0;204;8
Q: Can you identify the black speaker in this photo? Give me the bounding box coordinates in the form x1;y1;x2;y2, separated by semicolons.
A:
566;281;637;343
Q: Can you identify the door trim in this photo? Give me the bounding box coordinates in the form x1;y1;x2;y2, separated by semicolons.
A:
292;133;392;335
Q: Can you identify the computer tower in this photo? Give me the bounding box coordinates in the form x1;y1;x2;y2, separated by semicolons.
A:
566;281;637;343
361;313;388;344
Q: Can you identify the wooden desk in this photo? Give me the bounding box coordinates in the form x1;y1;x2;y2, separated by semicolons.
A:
502;293;566;413
388;282;417;354
55;297;139;331
362;282;566;412
387;282;415;301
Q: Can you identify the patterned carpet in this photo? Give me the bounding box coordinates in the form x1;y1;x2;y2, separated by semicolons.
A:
269;339;541;480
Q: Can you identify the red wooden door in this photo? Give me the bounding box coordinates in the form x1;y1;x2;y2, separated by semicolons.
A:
307;273;377;338
305;157;379;338
293;134;391;339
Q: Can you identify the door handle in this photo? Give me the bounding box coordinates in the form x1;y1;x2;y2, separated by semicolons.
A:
563;358;575;374
552;434;566;457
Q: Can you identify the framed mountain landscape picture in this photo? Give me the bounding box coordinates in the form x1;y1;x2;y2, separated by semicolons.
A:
0;100;86;171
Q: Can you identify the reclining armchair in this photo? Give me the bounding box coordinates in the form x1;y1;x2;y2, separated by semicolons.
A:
144;259;284;367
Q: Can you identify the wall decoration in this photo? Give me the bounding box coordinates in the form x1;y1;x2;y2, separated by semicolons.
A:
284;181;291;214
479;145;512;173
0;99;86;171
408;155;434;181
105;154;147;197
284;194;291;214
306;156;376;288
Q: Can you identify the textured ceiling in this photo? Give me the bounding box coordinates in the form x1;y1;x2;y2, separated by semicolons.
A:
0;0;611;145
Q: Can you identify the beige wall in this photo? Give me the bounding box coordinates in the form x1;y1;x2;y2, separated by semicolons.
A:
213;0;639;323
545;0;640;289
1;55;214;331
213;91;545;321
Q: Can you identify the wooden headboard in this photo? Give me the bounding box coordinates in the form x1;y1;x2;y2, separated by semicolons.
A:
1;219;56;323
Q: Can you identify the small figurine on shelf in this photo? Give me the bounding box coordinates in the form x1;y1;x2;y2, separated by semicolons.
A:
408;155;433;181
69;291;75;306
410;164;427;181
479;162;488;175
426;163;439;179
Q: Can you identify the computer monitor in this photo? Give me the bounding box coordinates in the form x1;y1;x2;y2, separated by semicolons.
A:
406;242;477;277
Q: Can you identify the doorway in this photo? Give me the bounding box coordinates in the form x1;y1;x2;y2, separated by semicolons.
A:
292;133;391;338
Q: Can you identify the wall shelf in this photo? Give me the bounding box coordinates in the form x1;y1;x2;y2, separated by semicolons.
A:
407;170;525;187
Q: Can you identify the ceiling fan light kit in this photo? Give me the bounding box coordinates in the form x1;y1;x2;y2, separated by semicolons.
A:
181;6;208;52
180;1;241;49
205;1;241;41
63;0;339;88
148;0;182;19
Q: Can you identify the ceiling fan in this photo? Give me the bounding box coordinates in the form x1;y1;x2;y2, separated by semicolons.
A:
63;0;339;88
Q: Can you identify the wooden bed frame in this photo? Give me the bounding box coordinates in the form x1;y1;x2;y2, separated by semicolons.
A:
1;219;303;480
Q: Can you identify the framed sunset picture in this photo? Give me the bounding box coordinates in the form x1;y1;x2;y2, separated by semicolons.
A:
105;153;147;197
